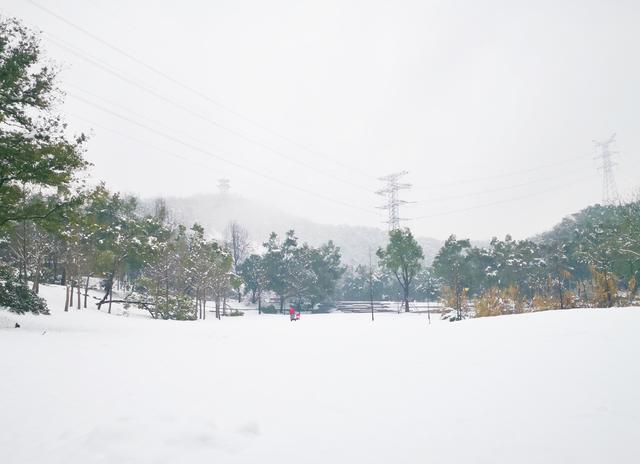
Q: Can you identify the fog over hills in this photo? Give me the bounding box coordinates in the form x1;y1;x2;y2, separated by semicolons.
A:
145;193;443;265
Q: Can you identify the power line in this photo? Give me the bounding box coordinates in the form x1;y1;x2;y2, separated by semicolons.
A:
30;5;597;203
418;165;593;205
423;153;589;190
42;32;374;194
65;85;257;168
67;92;378;217
68;84;598;225
73;94;594;228
412;171;598;220
66;83;180;137
28;0;377;181
17;2;604;227
67;71;600;215
66;111;209;168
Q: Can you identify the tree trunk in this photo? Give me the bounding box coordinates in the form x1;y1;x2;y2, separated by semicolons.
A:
84;275;90;308
559;287;564;309
77;280;81;309
21;220;28;285
97;272;114;310
32;262;40;294
403;285;410;312
631;272;639;300
558;278;564;309
258;293;262;314
604;270;613;308
108;286;113;314
195;288;200;319
64;285;70;312
202;289;206;320
69;279;74;306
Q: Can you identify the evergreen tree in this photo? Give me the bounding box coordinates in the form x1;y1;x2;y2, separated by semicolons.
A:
262;230;298;312
432;235;471;318
0;18;87;227
376;228;424;312
239;254;267;311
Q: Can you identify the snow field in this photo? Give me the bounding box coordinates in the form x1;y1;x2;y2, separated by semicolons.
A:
1;284;639;463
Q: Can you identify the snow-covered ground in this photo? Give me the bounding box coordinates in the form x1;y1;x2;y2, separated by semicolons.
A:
1;284;639;463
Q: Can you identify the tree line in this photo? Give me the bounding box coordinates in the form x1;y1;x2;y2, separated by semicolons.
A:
339;200;640;319
2;17;638;320
0;18;344;318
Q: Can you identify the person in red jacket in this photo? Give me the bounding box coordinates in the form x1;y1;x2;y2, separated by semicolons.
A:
289;306;296;321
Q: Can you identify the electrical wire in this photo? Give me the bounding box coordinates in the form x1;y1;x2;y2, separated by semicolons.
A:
412;171;599;220
28;0;378;181
67;92;379;217
42;32;374;194
416;165;593;205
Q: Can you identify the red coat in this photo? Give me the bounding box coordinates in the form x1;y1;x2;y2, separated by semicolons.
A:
289;307;295;316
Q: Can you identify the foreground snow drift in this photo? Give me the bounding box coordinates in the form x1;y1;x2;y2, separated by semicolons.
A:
1;284;639;464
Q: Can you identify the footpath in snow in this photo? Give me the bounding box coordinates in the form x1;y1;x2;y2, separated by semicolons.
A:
1;284;639;464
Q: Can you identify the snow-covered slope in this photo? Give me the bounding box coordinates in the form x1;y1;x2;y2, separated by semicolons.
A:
1;284;639;463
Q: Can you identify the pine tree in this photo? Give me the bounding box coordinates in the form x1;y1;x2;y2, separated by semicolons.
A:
432;235;471;318
0;18;87;227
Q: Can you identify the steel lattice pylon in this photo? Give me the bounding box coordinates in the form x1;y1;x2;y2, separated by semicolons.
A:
217;178;230;195
593;134;619;205
376;171;411;230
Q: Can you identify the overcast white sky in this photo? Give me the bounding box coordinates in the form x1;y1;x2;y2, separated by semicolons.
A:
3;0;639;239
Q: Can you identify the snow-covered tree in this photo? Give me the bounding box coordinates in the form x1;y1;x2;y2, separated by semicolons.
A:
376;228;424;313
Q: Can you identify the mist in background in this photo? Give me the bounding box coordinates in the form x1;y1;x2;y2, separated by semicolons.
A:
3;0;639;240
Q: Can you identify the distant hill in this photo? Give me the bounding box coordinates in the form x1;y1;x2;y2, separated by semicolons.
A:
142;193;443;265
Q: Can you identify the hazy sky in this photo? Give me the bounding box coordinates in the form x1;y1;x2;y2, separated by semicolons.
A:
3;0;639;240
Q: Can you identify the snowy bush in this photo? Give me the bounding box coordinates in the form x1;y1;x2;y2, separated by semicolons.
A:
154;294;196;320
260;305;278;314
441;308;464;321
0;271;49;315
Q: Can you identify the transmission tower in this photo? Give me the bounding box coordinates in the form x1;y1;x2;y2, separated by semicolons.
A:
217;178;230;195
376;171;412;230
593;133;619;205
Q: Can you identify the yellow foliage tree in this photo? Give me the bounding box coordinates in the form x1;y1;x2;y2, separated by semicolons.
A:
504;284;525;313
627;275;637;305
590;266;617;308
441;285;469;317
474;287;506;317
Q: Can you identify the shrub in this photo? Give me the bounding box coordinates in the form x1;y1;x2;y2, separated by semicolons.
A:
475;285;530;317
260;304;278;314
441;285;469;318
531;294;556;311
474;287;507;318
590;266;618;308
312;302;335;313
154;293;196;320
0;271;49;315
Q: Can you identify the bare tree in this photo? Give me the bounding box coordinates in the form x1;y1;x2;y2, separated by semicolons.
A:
225;221;251;302
7;220;52;294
